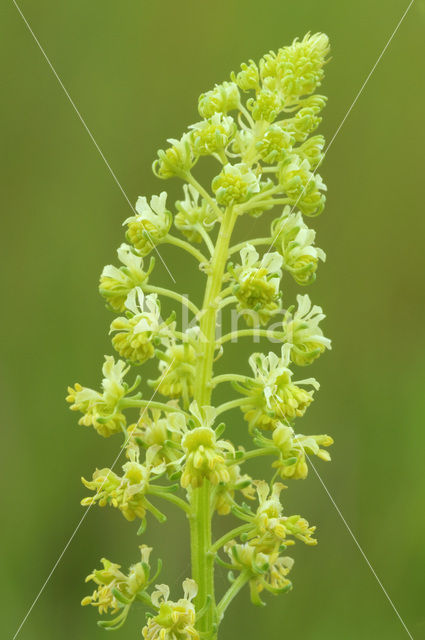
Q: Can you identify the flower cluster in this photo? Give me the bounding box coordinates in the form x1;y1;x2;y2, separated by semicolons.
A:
237;344;320;431
142;580;198;640
66;356;138;437
228;245;282;326
271;208;326;285
82;546;156;630
68;32;334;639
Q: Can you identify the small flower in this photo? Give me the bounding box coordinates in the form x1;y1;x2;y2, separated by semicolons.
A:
124;192;172;256
248;88;282;122
239;344;319;431
212;163;260;206
198;81;241;118
150;329;199;405
249;481;317;552
66;356;134;437
270;422;333;479
174;184;217;243
214;463;254;515
231;60;260;92
190;113;236;156
81;447;165;522
110;288;172;365
281;94;326;142
278;155;326;217
181;426;233;489
82;546;154;629
276;32;330;100
282;294;331;366
256;125;293;164
142;579;198;640
125;409;184;467
153;134;197;179
229;244;283;326
296;134;325;170
99;243;153;312
271;209;326;285
225;541;294;604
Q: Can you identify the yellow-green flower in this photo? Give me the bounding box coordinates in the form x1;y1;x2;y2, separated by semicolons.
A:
142;580;199;640
231;60;259;92
82;546;154;629
198;81;241;118
214;463;254;515
190;113;236;156
282;294;331;366
281;95;326;142
153;134;197;179
256;125;293;164
99;243;153;312
110;289;172;365
249;481;317;552
275;32;330;100
125;409;184;468
212;163;259;206
271;209;326;285
124;192;172;256
278;155;326;216
270;422;333;479
225;541;294;605
81;447;166;522
229;244;282;326
174;184;217;243
296;134;325;170
248;88;282;122
239;344;319;431
151;330;198;405
66;356;133;437
181;426;233;489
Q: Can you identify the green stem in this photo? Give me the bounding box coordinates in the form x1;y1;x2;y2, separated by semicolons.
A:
215;397;246;417
190;204;239;637
217;329;285;346
121;398;189;417
216;572;250;623
211;373;252;388
217;296;237;311
229;237;272;255
195;223;215;256
234;447;275;464
163;234;209;264
147;487;191;515
210;524;254;554
143;285;200;316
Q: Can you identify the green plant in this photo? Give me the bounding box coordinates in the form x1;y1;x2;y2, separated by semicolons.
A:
68;32;333;640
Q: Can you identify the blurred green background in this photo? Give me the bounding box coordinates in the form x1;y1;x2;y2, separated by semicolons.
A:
2;1;425;638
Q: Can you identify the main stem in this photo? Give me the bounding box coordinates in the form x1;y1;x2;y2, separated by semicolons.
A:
190;205;238;639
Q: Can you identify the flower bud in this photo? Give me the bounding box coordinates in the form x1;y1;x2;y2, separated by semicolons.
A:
271;209;326;285
212;162;259;206
153;134;197;179
198;81;240;118
282;294;331;366
124;192;172;256
231;59;259;91
229;244;282;326
190;113;236;156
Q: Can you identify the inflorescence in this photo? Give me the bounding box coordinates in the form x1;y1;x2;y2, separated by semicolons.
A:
68;32;333;640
